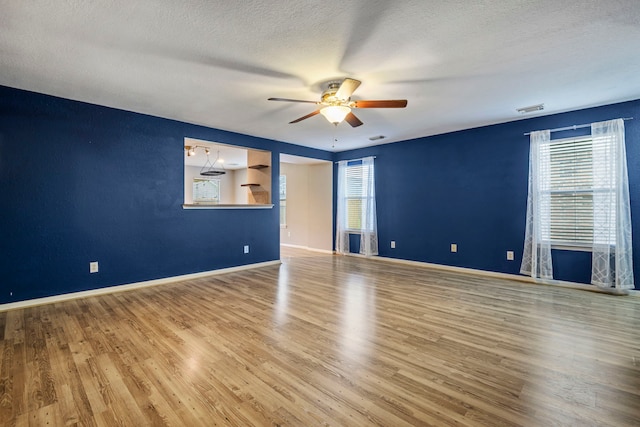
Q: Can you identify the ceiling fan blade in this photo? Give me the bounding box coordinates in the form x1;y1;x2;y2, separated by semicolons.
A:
344;112;363;127
353;99;408;108
268;97;318;104
335;78;361;100
289;110;320;124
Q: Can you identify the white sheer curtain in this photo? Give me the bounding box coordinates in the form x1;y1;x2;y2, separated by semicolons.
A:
335;160;350;255
335;157;378;256
359;156;378;256
591;119;634;289
520;130;554;279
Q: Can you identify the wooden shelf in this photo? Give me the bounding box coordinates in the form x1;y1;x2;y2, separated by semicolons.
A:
248;164;269;169
241;183;260;187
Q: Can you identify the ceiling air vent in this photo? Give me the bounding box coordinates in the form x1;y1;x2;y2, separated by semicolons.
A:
517;104;544;114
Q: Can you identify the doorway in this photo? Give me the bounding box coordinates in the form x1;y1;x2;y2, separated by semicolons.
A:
279;154;333;257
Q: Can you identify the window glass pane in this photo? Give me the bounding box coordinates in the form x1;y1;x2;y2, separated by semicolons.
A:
279;175;286;200
347;198;362;230
547;137;593;245
279;175;286;226
193;178;220;203
342;161;375;232
549;193;593;244
346;164;363;230
280;200;286;226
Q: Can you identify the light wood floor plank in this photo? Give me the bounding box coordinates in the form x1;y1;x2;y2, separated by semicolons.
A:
1;247;639;426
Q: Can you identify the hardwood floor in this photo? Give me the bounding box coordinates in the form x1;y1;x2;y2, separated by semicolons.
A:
1;248;639;426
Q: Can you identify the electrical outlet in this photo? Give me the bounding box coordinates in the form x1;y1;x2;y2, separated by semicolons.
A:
391;241;396;248
287;231;291;237
90;261;99;273
507;251;515;261
243;245;249;254
450;243;457;253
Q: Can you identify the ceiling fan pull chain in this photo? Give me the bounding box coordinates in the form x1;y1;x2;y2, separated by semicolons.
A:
332;123;338;149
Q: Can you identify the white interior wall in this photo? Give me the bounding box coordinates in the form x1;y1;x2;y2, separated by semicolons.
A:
307;163;333;251
280;161;332;252
280;163;309;247
233;168;248;204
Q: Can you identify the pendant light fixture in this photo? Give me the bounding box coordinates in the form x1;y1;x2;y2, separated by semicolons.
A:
200;150;226;176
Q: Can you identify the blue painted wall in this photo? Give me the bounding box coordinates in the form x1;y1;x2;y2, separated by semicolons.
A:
0;85;332;304
336;100;640;289
2;84;638;304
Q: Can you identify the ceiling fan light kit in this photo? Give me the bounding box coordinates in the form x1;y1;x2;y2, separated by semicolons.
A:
320;105;351;124
268;78;407;127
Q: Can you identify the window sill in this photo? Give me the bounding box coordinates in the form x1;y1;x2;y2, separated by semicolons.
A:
183;204;274;210
551;244;592;252
344;229;375;234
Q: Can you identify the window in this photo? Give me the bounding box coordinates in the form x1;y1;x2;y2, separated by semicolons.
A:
336;156;378;256
193;178;220;203
344;162;374;232
279;175;286;227
522;119;632;287
542;135;615;247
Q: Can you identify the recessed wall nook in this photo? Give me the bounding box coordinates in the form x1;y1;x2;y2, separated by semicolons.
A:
183;138;273;209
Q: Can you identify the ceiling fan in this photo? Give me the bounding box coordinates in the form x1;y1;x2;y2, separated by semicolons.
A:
268;78;407;127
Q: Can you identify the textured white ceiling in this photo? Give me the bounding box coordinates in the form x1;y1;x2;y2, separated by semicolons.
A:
2;0;640;152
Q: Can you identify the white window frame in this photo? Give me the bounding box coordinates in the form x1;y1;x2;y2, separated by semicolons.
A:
343;162;374;233
541;134;615;251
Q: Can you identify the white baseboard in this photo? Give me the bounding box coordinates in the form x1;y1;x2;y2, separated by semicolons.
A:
280;243;334;254
0;260;282;312
372;255;534;282
7;254;632;312
350;254;640;296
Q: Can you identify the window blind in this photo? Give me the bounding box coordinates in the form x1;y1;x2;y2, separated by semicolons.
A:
545;136;616;246
345;164;365;230
547;137;593;245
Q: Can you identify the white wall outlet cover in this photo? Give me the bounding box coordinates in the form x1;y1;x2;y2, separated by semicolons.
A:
450;243;457;253
507;251;515;260
244;245;249;254
89;261;99;273
391;241;396;248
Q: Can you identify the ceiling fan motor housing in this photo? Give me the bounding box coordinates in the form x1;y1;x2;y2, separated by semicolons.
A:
321;81;345;105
